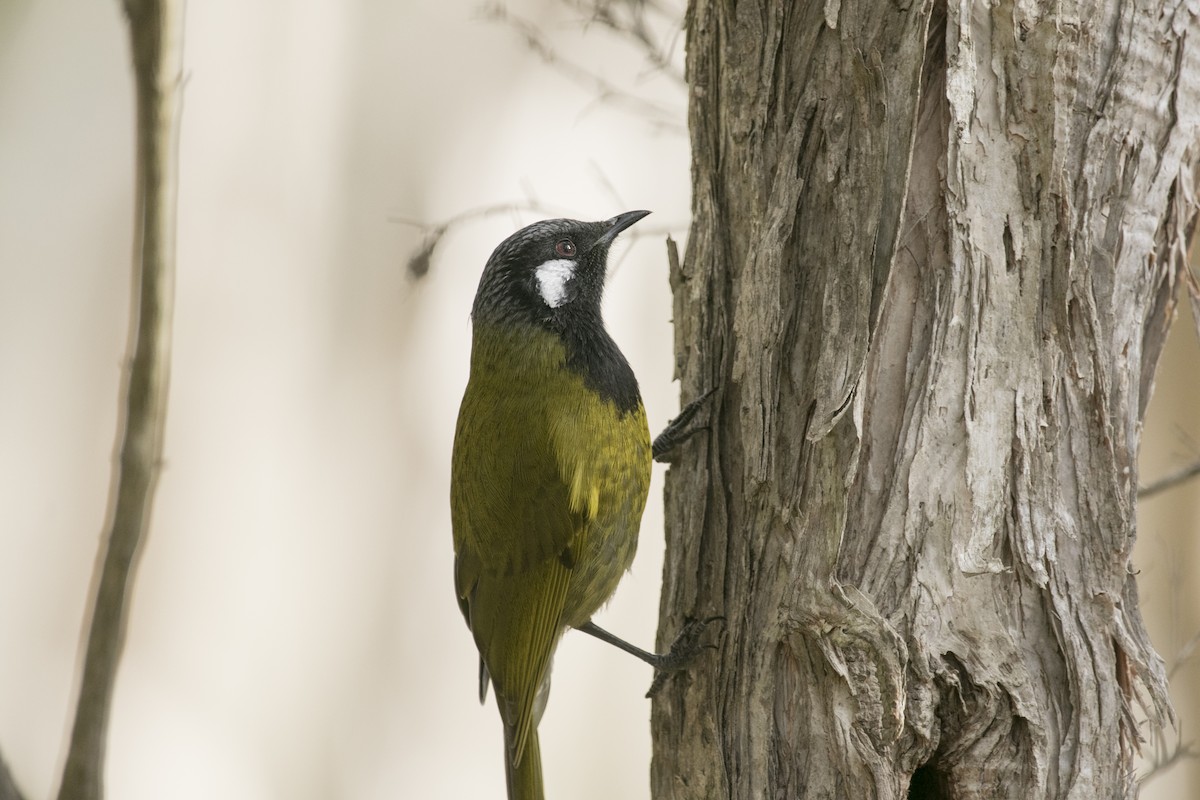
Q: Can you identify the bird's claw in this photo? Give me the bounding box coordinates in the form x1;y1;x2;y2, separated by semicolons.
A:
652;388;717;463
645;616;724;698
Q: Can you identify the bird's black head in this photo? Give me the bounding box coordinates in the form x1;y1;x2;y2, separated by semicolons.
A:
470;210;650;413
471;210;650;331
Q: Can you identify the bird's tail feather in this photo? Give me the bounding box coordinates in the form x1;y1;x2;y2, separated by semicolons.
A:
505;727;543;800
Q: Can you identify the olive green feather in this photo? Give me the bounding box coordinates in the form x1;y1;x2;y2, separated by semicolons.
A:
451;322;650;778
451;210;653;800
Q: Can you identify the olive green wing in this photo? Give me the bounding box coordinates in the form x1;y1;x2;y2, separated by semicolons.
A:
453;550;572;764
450;378;583;763
451;375;581;571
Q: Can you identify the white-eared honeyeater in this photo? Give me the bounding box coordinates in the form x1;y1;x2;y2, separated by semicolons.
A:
451;210;654;800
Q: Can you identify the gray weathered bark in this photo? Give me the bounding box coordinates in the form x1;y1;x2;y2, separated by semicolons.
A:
652;1;1199;798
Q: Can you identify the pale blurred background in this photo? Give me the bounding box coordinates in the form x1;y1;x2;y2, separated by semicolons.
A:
0;2;1195;799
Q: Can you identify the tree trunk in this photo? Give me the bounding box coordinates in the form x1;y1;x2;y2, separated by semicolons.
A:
652;1;1199;798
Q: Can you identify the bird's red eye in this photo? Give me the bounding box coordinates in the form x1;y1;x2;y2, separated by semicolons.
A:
555;239;577;257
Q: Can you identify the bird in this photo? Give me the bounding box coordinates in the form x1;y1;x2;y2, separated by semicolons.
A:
450;210;656;800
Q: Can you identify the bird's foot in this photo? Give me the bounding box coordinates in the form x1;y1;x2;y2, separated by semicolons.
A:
645;616;724;698
653;388;717;463
576;616;724;697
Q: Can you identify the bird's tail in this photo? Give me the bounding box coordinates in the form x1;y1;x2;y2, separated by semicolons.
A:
504;727;544;800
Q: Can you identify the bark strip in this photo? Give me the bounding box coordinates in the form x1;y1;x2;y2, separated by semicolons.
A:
654;1;1198;797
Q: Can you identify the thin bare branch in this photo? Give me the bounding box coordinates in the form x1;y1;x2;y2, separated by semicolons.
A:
393;193;680;279
56;2;184;799
1138;725;1197;788
0;751;25;800
1135;606;1200;785
481;3;685;133
1139;459;1200;499
391;201;565;279
569;0;686;84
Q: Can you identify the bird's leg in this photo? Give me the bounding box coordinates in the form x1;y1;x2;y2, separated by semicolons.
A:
652;388;717;463
577;617;723;697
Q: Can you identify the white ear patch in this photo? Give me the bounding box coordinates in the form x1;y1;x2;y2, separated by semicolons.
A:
535;258;577;308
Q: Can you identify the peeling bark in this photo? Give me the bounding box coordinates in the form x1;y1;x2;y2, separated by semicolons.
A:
653;1;1200;798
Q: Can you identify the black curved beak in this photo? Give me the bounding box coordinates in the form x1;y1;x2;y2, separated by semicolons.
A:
595;209;651;248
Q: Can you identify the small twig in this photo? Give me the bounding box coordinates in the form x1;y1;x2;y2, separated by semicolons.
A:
57;2;184;799
393;198;680;279
391;201;566;279
1138;459;1200;499
481;3;685;132
1138;727;1197;788
570;0;686;84
1136;621;1200;786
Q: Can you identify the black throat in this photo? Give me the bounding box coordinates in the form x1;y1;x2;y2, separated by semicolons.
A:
553;310;641;416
